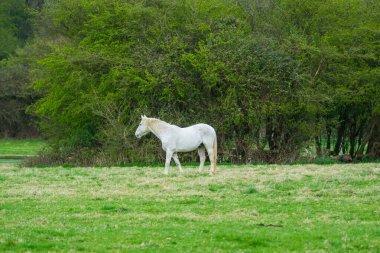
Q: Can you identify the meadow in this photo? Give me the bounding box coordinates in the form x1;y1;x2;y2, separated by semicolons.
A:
0;139;45;156
0;162;379;252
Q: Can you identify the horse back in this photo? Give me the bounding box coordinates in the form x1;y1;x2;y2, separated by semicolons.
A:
191;123;216;139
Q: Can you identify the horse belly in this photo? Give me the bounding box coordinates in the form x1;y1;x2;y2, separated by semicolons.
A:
175;130;202;152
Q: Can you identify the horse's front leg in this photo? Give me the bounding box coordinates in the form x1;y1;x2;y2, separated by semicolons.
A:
164;149;173;175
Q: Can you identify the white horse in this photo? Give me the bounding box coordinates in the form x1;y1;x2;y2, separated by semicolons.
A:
135;115;217;175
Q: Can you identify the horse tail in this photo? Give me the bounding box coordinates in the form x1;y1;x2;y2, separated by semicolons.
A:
212;136;217;173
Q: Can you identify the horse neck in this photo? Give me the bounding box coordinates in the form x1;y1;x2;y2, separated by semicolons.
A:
148;119;171;139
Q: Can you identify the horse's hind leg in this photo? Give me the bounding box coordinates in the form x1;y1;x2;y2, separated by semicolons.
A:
172;153;183;174
204;142;215;175
198;146;206;172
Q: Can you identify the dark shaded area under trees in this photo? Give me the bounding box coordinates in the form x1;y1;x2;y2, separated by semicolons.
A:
1;0;379;164
0;0;40;137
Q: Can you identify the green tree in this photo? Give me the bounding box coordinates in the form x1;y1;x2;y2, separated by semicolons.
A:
22;0;380;164
0;0;31;59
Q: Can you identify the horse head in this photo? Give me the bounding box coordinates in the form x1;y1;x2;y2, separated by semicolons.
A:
135;115;150;138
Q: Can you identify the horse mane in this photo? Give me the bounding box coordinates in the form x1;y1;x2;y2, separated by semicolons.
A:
147;117;172;128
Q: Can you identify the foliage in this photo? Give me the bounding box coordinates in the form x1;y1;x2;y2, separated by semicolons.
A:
2;0;380;163
0;56;38;138
0;0;31;59
0;0;37;137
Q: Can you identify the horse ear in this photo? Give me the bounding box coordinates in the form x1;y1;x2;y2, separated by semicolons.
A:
141;115;144;119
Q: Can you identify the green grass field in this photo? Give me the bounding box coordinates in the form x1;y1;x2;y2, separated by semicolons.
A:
0;163;379;252
0;139;45;155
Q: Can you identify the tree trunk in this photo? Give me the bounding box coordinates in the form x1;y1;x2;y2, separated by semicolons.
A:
315;136;322;157
266;120;275;151
349;117;356;158
367;135;374;154
367;122;380;158
326;126;331;155
334;120;346;155
356;115;377;159
355;123;364;157
342;136;346;154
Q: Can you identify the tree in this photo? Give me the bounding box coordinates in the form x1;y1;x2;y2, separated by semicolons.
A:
8;0;379;164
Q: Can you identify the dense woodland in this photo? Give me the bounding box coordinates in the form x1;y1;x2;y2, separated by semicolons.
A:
1;0;379;165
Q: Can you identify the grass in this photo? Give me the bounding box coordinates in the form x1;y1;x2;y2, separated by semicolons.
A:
0;163;379;252
0;139;45;155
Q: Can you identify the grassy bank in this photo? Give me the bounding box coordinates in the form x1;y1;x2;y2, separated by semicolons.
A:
0;163;379;252
0;139;45;156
